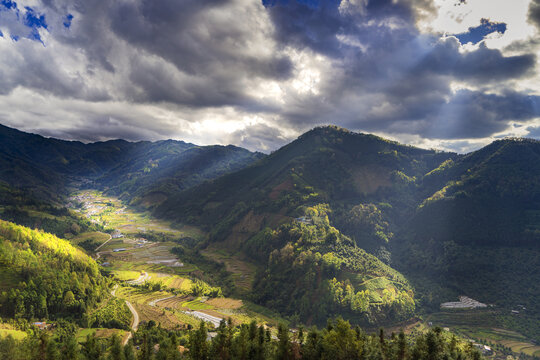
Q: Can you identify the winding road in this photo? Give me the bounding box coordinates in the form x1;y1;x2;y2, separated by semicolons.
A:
111;284;140;346
127;271;149;285
94;233;112;260
123;300;139;345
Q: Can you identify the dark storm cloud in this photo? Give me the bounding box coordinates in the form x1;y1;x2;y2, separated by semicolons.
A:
529;0;540;28
106;0;293;106
0;0;539;150
259;0;538;141
424;90;540;139
414;39;535;82
262;0;421;57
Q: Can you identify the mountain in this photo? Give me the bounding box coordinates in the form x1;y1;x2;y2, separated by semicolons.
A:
1;123;539;337
153;126;539;336
396;138;540;340
96;142;265;207
0;123;262;236
152;126;456;324
155;126;453;245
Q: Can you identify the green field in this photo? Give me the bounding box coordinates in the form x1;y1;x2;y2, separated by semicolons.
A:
112;270;142;281
72;190;203;238
0;329;27;340
76;328;126;343
71;231;110;246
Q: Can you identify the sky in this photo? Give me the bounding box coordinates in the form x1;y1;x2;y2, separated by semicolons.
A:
1;0;540;153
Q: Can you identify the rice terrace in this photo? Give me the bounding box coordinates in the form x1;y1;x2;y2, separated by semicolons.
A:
67;189;283;338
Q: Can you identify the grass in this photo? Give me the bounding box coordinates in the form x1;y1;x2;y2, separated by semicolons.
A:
112;270;142;281
0;329;26;340
182;299;215;310
77;328;126;343
71;231;110;246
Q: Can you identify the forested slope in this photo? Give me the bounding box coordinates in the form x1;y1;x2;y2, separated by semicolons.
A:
0;220;109;322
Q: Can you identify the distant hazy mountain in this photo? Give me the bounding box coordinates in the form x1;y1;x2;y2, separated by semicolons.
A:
0;123;263;204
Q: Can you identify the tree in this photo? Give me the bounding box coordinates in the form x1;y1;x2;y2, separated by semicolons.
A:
189;321;208;360
108;334;125;360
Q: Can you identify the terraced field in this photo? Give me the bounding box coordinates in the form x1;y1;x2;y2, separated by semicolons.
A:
426;310;540;357
73;190;206;239
116;286;172;306
154;296;192;310
201;247;257;293
73;189;278;331
207;298;243;309
498;340;540;356
133;303;190;329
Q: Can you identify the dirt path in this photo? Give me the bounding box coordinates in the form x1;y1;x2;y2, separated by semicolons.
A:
148;295;176;307
94;233;113;252
111;284;140;346
123;300;139;345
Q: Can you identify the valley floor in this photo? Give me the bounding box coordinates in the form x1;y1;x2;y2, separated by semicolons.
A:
68;189;283;341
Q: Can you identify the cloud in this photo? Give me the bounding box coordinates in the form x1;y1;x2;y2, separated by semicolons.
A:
0;0;538;152
529;0;540;29
225;122;294;151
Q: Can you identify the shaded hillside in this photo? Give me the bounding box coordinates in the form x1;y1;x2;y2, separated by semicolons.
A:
411;138;540;247
397;138;540;341
97;143;264;207
155;126;453;247
0;123;262;236
153;126;455;324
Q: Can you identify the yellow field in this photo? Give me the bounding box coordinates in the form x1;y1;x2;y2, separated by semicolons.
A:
71;231;110;246
149;273;192;291
134;303;188;329
207;298;243;309
499;340;540;355
116;286;171;305
112;270;142;281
